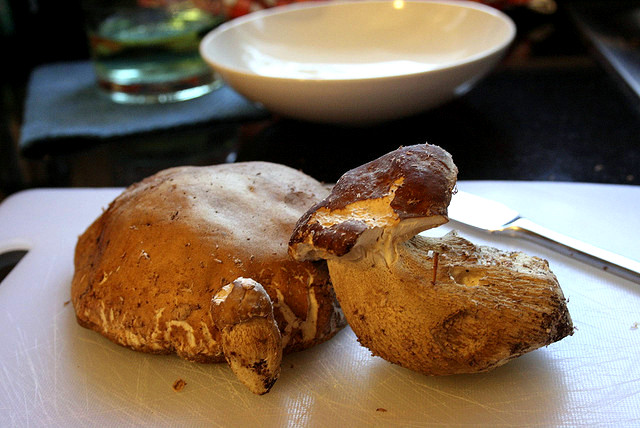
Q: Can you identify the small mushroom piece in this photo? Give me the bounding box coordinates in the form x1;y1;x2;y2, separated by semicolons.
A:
211;277;282;394
289;143;573;375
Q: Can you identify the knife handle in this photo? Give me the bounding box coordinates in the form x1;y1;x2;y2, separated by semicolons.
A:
501;218;640;284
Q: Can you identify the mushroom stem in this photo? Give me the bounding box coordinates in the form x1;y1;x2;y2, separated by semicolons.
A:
211;277;283;395
326;232;573;376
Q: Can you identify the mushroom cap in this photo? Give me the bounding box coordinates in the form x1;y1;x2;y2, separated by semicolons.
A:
289;144;458;262
71;162;345;363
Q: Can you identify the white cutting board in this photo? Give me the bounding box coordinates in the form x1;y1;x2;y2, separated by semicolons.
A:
1;181;639;427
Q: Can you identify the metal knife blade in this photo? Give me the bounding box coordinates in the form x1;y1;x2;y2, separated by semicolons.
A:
447;190;640;284
448;190;520;231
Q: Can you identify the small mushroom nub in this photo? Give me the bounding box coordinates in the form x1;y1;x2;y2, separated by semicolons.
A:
211;277;282;395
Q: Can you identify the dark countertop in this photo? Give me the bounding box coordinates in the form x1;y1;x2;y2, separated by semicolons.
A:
234;62;639;184
1;2;638;197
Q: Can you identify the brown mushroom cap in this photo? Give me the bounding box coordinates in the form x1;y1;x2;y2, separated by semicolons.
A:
71;162;345;364
289;144;458;263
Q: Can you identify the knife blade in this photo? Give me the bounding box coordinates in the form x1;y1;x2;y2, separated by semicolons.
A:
447;190;640;284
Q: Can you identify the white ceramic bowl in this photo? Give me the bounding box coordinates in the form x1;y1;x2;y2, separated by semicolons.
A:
200;0;515;124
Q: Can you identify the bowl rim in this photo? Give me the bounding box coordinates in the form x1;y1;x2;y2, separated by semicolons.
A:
200;0;517;83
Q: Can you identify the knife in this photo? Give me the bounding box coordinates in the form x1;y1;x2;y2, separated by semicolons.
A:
447;190;640;284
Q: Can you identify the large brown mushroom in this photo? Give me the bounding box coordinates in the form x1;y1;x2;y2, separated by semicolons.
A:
289;144;573;375
71;162;346;394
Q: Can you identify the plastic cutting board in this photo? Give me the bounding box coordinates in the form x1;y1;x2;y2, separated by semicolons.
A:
1;181;639;426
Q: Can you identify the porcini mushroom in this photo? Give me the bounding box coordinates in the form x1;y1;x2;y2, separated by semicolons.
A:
71;162;346;395
289;143;573;375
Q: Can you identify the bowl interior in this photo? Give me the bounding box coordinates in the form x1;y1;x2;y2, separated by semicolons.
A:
202;0;515;80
